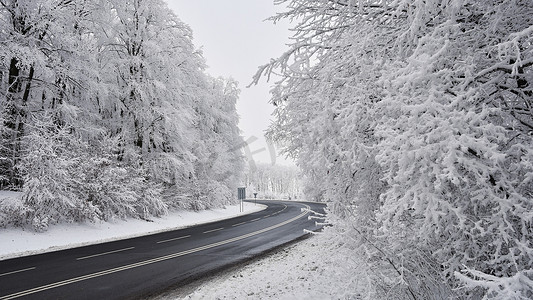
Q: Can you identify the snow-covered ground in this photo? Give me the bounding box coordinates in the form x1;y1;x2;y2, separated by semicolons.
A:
0;197;266;261
150;228;362;300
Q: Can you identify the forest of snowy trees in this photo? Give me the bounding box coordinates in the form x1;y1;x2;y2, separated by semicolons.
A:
243;163;301;199
256;0;533;298
0;0;244;230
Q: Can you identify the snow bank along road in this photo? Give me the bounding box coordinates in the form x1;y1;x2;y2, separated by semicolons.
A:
0;200;326;300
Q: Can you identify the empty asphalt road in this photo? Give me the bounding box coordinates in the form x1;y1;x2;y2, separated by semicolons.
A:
0;200;326;299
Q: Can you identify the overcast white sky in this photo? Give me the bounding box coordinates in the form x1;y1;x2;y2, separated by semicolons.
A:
165;1;293;165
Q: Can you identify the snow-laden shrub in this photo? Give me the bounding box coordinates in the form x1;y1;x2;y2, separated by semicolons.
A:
172;179;235;212
73;136;169;222
19;116;98;230
0;192;25;228
81;156;167;222
456;267;533;299
16;116;168;230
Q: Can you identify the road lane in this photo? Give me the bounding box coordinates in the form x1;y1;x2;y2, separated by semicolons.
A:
0;200;326;300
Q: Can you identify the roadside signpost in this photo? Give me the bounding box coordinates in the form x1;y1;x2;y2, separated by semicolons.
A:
238;187;246;212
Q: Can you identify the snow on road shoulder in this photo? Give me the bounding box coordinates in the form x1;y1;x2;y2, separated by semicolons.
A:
0;200;266;261
154;229;367;300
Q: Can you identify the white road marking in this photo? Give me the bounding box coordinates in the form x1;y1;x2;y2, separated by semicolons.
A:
231;222;247;227
0;204;311;300
271;205;287;216
156;235;191;244
203;227;224;234
0;267;36;277
76;247;135;261
250;218;261;222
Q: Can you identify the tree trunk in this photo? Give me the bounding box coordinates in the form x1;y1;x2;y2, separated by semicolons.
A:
1;57;25;187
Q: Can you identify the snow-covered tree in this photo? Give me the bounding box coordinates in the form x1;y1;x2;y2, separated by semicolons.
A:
257;0;533;298
182;76;244;210
0;0;245;229
0;0;91;188
93;0;199;177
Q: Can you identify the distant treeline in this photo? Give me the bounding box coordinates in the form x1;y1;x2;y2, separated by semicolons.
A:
243;163;301;199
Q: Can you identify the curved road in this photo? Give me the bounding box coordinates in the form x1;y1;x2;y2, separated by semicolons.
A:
0;200;326;300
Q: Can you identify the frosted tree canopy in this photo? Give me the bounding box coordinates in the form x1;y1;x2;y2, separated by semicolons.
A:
0;0;244;229
256;0;533;298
